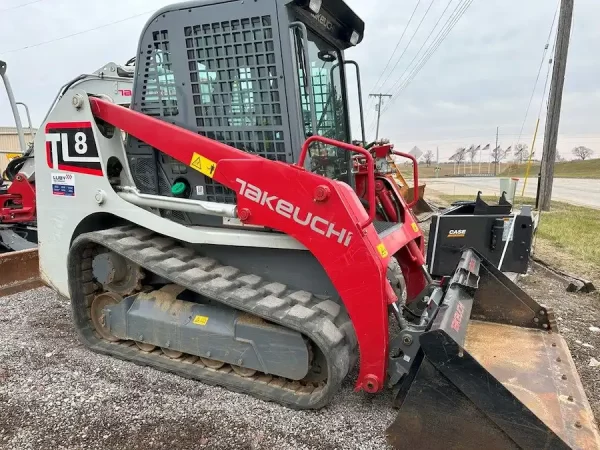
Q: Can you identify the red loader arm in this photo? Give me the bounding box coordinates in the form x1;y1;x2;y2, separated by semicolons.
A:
89;97;424;392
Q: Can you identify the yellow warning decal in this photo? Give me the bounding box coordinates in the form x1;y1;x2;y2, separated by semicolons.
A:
411;222;419;233
192;315;209;326
190;152;217;178
376;243;389;258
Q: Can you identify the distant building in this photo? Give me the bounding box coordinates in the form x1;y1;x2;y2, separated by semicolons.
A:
0;126;37;173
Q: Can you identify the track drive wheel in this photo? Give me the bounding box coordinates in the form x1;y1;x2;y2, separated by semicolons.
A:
90;292;122;342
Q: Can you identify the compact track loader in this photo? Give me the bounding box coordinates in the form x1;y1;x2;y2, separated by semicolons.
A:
2;0;597;448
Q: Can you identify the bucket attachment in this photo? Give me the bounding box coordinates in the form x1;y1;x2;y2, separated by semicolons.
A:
0;248;42;297
386;249;600;450
406;183;432;215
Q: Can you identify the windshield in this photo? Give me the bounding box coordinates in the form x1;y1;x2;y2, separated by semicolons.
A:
292;27;350;183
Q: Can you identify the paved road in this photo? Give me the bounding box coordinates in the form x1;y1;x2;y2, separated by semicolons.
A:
421;177;600;209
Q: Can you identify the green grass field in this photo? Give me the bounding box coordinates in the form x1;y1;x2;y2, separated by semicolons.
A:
499;158;600;179
436;194;600;281
410;162;515;178
407;158;600;179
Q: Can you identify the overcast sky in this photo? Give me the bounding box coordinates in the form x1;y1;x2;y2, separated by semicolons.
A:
0;0;598;161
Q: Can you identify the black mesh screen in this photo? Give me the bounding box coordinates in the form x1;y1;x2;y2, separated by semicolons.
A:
184;15;286;203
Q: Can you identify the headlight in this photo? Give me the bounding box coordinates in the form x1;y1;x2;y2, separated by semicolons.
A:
350;30;360;46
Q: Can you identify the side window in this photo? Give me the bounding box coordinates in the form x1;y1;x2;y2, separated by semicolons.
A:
145;48;179;116
292;28;350;183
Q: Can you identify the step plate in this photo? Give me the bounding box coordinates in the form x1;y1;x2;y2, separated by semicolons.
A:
465;321;600;449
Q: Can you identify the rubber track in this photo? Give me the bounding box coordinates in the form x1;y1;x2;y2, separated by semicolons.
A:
68;225;358;410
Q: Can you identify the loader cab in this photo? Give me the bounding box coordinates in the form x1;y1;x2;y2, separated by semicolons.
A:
126;0;364;227
286;1;364;183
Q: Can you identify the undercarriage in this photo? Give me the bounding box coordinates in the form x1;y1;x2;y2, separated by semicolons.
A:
70;225;356;409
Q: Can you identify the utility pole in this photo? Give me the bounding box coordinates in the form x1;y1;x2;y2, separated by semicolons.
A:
369;93;392;141
539;0;574;211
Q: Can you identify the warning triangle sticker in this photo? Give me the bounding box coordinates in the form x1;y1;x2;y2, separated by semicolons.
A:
191;156;203;170
189;152;217;178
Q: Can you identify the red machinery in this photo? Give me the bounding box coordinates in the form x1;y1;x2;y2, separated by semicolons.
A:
64;96;599;449
90;98;428;390
0;172;36;224
7;1;599;448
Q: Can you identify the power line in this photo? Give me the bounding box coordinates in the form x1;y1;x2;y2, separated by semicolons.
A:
366;0;436;137
382;0;474;113
0;0;44;13
537;22;558;124
381;0;454;103
0;9;155;55
514;1;559;148
384;0;473;111
375;0;436;94
369;0;422;99
364;0;423;129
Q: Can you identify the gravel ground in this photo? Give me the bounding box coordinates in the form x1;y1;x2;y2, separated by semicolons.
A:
0;288;396;450
1;270;598;450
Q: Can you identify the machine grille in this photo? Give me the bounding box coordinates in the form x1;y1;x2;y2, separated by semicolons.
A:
184;15;286;204
129;154;159;194
142;29;179;118
127;29;180;195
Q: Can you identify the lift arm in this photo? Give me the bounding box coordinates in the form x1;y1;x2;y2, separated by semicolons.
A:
89;96;422;393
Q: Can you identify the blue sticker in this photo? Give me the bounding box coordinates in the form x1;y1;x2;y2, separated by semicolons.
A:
51;172;75;197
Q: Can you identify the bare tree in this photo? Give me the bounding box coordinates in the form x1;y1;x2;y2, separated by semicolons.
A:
465;145;478;163
572;146;594;160
422;149;434;167
555;150;564;162
491;146;510;164
451;147;466;164
513;143;529;163
449;147;466;174
491;146;511;175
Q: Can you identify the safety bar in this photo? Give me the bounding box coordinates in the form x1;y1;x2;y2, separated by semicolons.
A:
16;102;34;140
392;150;419;209
344;61;366;146
289;22;318;137
0;60;27;154
330;61;366;145
117;186;237;218
298;135;375;228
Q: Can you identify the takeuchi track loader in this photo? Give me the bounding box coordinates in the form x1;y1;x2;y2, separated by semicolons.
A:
1;0;597;448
